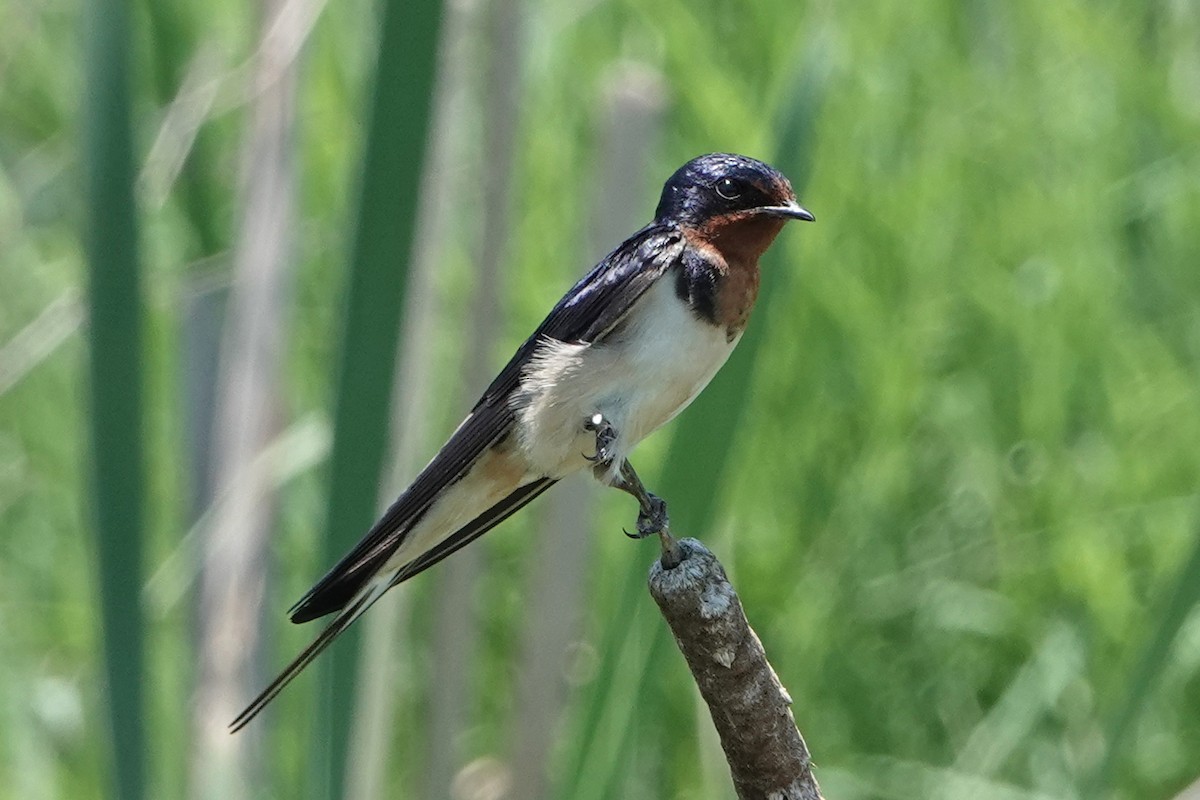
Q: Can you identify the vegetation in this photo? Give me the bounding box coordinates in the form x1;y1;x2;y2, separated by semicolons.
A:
2;0;1199;797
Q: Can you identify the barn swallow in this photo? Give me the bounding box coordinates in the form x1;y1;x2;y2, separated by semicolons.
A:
231;153;813;730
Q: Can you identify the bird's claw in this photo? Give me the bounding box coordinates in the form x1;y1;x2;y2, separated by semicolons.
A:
583;412;617;465
626;493;669;539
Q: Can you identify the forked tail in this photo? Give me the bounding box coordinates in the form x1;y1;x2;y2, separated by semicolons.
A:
229;477;557;730
228;579;386;732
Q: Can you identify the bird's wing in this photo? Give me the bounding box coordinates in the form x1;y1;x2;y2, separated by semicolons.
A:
232;225;685;730
288;223;685;625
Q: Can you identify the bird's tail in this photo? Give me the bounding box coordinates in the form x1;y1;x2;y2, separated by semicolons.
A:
228;577;388;732
229;477;559;731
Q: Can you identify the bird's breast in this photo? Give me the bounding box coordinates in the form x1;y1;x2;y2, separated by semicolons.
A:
513;274;739;478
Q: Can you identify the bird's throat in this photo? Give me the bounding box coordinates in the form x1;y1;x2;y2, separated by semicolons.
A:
697;212;788;266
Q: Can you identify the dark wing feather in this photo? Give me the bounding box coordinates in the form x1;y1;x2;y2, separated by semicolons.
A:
288;223;684;624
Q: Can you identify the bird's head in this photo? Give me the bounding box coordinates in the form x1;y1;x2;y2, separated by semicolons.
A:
654;153;814;229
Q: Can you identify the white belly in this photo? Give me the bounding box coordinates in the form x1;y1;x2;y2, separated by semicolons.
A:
513;276;739;479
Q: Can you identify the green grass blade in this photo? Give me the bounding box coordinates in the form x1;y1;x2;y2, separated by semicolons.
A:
140;0;223;261
1090;523;1200;796
308;0;444;796
82;0;147;794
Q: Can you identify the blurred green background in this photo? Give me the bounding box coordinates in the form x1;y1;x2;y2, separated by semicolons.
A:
3;0;1200;797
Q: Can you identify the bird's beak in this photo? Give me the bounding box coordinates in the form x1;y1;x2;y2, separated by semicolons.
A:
758;200;815;222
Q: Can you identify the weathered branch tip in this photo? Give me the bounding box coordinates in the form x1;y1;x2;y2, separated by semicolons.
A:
648;538;824;800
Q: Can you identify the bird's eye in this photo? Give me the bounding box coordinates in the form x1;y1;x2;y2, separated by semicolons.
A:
715;177;742;200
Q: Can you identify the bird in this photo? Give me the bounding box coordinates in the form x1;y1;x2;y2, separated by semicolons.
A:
230;152;813;730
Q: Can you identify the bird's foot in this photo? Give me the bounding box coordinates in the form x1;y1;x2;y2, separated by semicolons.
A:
625;497;682;569
583;412;617;465
610;459;682;568
623;493;669;539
